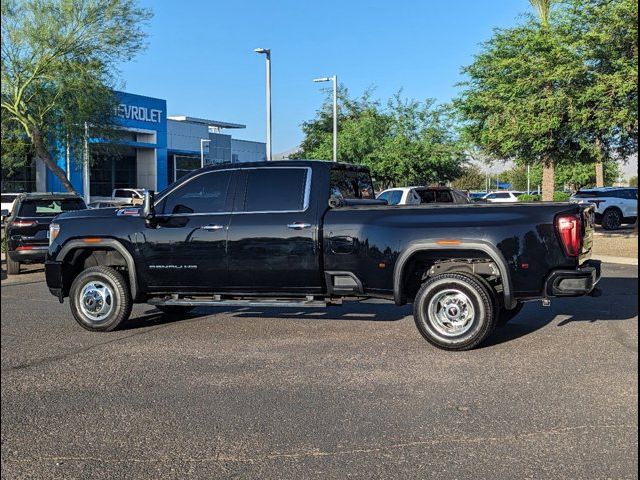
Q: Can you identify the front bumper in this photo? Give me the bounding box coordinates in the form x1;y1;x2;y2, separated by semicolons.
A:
544;260;602;297
8;247;48;263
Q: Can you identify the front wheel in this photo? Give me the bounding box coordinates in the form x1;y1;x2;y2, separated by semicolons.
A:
69;266;132;331
413;272;497;351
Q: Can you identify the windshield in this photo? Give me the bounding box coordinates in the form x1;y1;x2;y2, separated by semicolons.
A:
18;199;86;217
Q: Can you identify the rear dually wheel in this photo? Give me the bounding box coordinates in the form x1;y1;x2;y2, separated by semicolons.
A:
413;272;497;351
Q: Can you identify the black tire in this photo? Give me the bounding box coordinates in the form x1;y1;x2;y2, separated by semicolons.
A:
6;255;20;275
413;272;497;351
498;301;524;326
69;266;132;332
154;305;196;315
602;208;622;230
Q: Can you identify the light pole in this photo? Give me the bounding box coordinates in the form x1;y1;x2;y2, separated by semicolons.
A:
200;138;211;168
254;48;272;161
527;164;531;194
313;75;338;162
83;122;90;204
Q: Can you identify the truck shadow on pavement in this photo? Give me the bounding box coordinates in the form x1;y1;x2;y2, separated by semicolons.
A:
123;276;637;348
486;275;638;347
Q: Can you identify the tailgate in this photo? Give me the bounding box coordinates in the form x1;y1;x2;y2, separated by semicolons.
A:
579;204;595;262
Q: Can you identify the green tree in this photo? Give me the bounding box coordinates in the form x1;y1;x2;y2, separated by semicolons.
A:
560;0;638;187
502;160;619;191
451;165;487;191
1;0;151;193
629;176;637;187
455;8;588;201
297;88;466;187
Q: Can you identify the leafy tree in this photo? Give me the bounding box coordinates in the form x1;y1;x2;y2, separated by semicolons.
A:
559;0;638;186
1;0;151;193
630;176;638;187
297;88;466;187
455;7;589;201
451;165;487;191
502;160;619;191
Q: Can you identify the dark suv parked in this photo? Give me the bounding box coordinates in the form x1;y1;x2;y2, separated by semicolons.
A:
2;193;86;275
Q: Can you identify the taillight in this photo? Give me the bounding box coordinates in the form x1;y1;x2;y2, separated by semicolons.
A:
556;214;582;257
11;219;37;228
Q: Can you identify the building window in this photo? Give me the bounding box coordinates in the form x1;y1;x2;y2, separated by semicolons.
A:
89;146;137;197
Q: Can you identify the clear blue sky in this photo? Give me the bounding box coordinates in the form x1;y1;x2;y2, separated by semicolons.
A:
119;0;531;153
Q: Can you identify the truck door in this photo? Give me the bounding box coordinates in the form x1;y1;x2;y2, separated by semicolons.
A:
226;167;322;294
136;169;237;291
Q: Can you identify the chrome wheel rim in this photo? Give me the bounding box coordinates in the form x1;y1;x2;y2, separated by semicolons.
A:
427;288;476;337
78;281;114;323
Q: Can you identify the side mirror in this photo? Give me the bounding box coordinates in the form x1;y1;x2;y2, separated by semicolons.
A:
1;209;8;219
141;190;155;224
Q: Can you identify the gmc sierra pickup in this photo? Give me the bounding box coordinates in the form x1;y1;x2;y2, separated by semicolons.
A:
45;161;601;350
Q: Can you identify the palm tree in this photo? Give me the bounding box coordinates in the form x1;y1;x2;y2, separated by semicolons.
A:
530;0;552;28
530;0;557;201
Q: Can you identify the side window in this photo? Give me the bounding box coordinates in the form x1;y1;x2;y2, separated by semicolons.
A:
243;168;308;212
435;191;454;202
496;192;510;199
330;169;374;200
162;171;232;215
417;190;436;203
114;190;133;198
386;190;403;205
377;191;391;203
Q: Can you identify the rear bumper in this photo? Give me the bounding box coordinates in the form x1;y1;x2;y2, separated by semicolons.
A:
8;247;48;263
544;260;602;297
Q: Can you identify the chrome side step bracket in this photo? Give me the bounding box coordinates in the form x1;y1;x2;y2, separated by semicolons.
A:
148;298;328;308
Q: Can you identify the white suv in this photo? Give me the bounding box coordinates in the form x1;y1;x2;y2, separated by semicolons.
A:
571;187;638;230
482;191;524;203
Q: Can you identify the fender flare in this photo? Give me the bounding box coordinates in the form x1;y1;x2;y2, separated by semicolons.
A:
393;240;515;309
55;239;139;301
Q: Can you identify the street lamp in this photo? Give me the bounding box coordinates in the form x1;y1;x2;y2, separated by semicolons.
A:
200;138;211;168
254;48;272;161
313;75;338;162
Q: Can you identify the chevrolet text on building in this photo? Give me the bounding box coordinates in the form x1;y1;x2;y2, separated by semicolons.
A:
1;91;266;199
116;104;162;123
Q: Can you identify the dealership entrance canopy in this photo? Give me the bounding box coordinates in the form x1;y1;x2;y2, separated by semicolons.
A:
2;91;266;200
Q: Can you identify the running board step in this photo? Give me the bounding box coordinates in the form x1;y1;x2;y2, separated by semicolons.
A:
148;298;328;308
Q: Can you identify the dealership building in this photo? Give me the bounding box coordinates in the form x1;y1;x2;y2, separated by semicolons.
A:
2;91;266;199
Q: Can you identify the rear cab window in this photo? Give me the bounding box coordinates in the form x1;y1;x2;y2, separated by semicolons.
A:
18;198;86;217
240;168;310;212
330;168;374;200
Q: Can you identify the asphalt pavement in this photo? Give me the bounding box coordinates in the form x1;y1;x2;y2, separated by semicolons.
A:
1;264;638;479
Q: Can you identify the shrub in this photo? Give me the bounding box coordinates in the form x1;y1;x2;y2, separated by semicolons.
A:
553;191;571;202
518;194;541;202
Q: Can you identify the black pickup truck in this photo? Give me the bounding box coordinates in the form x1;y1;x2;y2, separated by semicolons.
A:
45;161;600;350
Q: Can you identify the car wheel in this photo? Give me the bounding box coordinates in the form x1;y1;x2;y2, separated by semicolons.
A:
6;255;20;275
154;305;196;315
602;208;622;230
498;301;524;326
69;266;132;332
413;272;497;351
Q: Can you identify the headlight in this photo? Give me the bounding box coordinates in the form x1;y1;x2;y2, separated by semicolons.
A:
49;223;60;245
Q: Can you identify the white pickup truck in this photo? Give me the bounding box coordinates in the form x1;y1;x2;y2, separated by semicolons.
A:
91;188;144;206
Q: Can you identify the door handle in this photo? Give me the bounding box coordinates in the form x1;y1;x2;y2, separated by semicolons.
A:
287;222;312;230
201;224;225;231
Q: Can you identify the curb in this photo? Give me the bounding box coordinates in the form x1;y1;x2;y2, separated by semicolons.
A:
591;254;638;266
